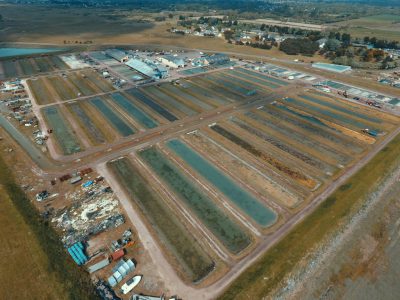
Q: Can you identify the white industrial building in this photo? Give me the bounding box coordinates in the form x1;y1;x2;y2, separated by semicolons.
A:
158;55;185;68
312;62;352;73
192;53;230;66
125;59;168;80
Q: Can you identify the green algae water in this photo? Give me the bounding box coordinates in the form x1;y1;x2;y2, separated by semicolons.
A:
43;107;82;155
139;147;252;254
166;139;277;227
109;158;214;282
111;93;158;129
91;98;135;136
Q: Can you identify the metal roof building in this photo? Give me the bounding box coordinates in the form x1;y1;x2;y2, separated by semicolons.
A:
126;59;168;79
312;63;351;73
105;49;129;62
192;53;230;66
205;53;230;65
107;258;136;287
87;257;110;274
131;295;165;300
159;55;185;68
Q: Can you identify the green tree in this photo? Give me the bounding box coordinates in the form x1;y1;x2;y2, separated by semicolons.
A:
324;39;341;51
279;38;319;56
224;30;235;41
341;33;351;46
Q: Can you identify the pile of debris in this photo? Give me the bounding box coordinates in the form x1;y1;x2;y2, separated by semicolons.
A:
52;181;125;247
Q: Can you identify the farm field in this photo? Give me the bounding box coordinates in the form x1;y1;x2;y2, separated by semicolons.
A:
0;55;69;80
27;69;114;105
333;14;400;41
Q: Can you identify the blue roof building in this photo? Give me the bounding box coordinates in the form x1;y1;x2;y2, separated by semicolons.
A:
125;59;168;80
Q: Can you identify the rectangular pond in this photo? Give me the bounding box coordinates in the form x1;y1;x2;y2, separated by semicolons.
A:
285;98;374;131
210;125;316;189
246;110;350;165
162;84;214;111
0;47;62;58
145;86;197;116
140;147;252;254
226;69;280;89
263;105;362;156
216;72;266;92
205;75;254;96
127;88;178;122
191;77;241;101
238;68;289;86
231;117;329;172
68;103;106;144
2;60;19;78
111;93;158;129
299;94;382;124
43;106;82;155
166;139;277;227
109;158;215;282
90;98;135;137
182;82;230;106
68;73;96;96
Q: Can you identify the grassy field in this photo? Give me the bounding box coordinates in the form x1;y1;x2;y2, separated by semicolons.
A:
0;185;69;299
334;14;400;28
334;14;400;41
0;4;154;43
218;132;400;299
0;156;98;300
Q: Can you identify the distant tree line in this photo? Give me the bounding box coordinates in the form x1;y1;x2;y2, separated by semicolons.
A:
63;40;93;44
363;36;399;49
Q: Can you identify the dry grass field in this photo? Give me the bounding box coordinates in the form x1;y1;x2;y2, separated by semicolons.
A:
0;4;155;43
333;14;400;41
0;4;327;64
0;185;69;299
0;129;98;300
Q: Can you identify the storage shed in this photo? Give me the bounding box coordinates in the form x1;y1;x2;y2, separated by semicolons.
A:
111;249;125;261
